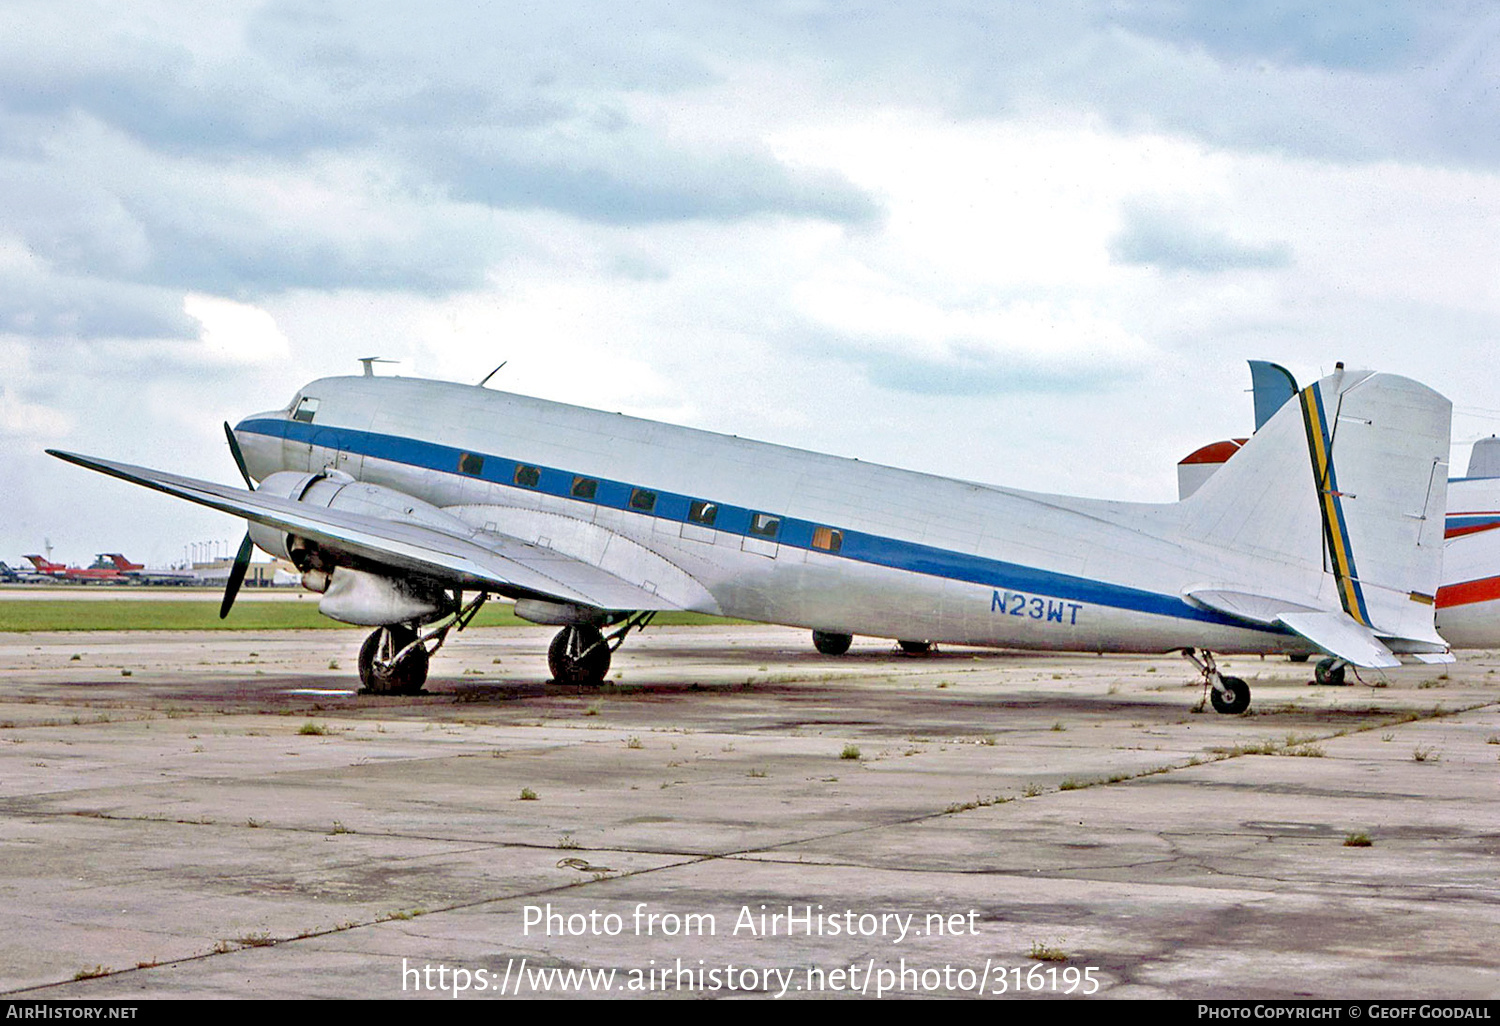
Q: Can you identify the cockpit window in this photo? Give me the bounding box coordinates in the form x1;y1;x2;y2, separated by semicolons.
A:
292;397;320;423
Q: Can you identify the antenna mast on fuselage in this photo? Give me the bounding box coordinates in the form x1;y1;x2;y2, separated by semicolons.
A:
357;357;399;377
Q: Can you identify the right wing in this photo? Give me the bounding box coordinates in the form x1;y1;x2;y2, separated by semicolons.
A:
47;450;688;613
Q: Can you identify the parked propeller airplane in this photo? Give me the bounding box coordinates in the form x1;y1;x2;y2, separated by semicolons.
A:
49;364;1453;713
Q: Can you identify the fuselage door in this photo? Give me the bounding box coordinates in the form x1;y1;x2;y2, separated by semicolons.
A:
284;396;367;477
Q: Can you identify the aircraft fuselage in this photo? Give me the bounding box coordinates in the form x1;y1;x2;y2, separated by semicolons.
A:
233;376;1322;658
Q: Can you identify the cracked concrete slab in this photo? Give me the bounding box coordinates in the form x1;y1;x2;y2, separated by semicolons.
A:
1;625;1497;999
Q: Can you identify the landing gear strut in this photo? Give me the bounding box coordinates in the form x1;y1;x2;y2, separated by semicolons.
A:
357;592;489;696
548;612;656;685
1182;648;1251;714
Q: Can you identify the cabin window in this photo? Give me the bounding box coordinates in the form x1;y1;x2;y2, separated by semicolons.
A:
812;526;842;553
292;397;320;423
688;500;718;526
571;477;598;500
458;453;484;477
749;512;781;539
630;488;657;512
514;465;541;488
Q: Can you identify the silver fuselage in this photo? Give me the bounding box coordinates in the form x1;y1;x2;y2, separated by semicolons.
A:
233;376;1327;656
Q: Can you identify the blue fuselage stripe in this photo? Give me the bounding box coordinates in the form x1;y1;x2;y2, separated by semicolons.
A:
240;417;1277;632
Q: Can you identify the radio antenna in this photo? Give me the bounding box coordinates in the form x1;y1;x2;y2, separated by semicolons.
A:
357;356;399;377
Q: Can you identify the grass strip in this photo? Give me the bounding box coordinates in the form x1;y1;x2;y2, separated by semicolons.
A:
0;601;742;632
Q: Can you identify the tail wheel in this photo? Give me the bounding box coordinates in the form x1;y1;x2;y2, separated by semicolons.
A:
1210;676;1251;714
812;630;852;656
358;625;429;695
549;625;611;684
1314;657;1347;686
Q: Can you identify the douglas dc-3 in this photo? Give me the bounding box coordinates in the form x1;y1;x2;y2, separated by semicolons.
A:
50;363;1454;714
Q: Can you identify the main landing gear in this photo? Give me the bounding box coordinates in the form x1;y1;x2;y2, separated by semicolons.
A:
548;612;657;686
359;625;428;695
1314;657;1348;686
811;632;935;656
1182;648;1251;714
357;593;489;695
812;630;852;656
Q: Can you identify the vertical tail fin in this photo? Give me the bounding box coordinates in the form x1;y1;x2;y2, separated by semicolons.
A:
1182;368;1450;653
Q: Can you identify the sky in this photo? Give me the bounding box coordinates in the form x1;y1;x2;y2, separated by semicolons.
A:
3;1;1500;567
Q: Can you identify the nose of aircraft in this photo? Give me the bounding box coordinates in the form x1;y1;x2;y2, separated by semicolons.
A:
232;412;284;485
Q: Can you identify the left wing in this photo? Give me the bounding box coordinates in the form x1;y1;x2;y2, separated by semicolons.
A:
47;450;692;613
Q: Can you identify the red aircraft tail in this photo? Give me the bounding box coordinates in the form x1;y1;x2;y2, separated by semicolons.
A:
102;553;144;572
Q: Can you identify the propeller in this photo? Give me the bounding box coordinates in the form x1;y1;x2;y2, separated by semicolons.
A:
224;421;254;489
220;422;257;619
220;533;255;620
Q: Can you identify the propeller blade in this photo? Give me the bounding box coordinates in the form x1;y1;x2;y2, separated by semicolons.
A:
220;533;255;620
224;421;254;489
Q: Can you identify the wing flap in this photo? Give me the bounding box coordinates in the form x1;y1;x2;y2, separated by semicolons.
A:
47;450;682;612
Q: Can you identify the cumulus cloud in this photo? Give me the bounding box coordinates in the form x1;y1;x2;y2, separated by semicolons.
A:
1107;0;1422;71
5;1;1500;560
182;294;292;366
1109;202;1292;271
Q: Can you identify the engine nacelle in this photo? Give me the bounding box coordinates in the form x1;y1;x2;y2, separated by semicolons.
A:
317;566;449;626
243;471;468;626
514;599;614;626
247;470;471;569
246;471;331;562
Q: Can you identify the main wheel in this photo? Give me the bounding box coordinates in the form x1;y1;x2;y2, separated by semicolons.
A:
1288;653;1310;663
1210;676;1251;714
898;640;933;655
548;625;611;684
812;630;852;656
358;626;429;695
1314;657;1347;686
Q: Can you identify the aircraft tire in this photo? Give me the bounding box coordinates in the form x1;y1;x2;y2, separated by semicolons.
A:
549;625;611;685
358;626;429;695
1288;653;1310;663
812;630;853;656
1210;676;1251;714
1314;657;1346;686
898;640;933;655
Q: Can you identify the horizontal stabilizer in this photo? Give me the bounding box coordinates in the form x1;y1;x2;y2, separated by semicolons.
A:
1184;588;1319;626
1275;610;1400;668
